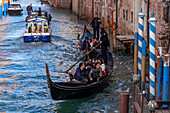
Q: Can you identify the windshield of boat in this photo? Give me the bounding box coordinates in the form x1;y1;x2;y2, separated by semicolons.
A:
9;4;21;8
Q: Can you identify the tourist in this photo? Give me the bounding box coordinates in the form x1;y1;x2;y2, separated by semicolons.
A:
72;63;88;82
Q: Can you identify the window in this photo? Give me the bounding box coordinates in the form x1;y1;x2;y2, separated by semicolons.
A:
123;9;125;20
126;10;128;21
89;0;91;6
131;11;133;23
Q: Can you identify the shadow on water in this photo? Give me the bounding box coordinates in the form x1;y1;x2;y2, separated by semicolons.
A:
53;95;96;113
0;20;25;27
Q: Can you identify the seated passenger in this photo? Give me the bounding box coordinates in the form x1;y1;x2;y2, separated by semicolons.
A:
72;63;88;83
89;62;102;82
85;59;94;75
28;26;32;33
44;24;48;33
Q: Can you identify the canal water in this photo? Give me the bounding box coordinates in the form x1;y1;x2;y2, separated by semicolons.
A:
0;0;134;112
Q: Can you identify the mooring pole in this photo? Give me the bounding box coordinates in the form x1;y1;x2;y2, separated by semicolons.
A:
141;40;146;113
134;32;138;75
157;47;163;100
111;10;116;54
138;8;145;90
148;11;157;100
141;40;146;88
107;15;110;44
119;93;129;113
163;54;170;108
0;3;2;19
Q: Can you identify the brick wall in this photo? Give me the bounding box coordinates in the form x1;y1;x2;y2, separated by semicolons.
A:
49;0;71;9
72;0;78;14
149;0;169;50
117;0;134;35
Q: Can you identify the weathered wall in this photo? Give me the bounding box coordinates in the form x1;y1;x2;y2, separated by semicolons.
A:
117;0;134;35
149;0;169;51
72;0;78;14
49;0;71;9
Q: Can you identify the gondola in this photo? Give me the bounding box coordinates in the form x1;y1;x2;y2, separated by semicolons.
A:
45;50;114;100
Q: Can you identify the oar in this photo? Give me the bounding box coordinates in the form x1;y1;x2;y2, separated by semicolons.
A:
66;42;101;73
76;28;88;48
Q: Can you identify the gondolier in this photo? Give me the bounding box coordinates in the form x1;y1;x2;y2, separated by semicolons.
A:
100;27;109;65
88;13;101;40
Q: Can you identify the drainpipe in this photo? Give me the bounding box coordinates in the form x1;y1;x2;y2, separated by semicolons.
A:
116;0;118;29
147;0;149;48
92;0;94;18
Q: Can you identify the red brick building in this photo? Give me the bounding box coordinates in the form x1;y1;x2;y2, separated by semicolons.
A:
48;0;72;9
117;0;134;35
72;0;93;20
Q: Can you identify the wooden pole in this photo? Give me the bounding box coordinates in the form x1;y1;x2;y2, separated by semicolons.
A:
134;33;138;75
111;10;116;53
113;22;116;54
141;40;146;89
119;93;129;113
141;40;146;113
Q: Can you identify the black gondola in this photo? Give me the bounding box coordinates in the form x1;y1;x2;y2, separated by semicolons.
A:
45;51;114;100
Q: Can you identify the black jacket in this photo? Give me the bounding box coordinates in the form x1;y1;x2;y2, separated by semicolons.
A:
74;67;86;81
90;17;101;28
100;29;109;46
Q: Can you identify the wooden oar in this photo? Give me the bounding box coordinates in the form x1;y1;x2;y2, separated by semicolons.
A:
66;42;101;73
76;28;88;48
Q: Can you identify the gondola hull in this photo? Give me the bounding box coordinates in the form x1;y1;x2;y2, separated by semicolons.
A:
47;68;112;100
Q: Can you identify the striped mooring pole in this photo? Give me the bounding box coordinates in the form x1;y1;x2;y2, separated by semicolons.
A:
148;11;157;100
138;8;145;89
163;54;170;108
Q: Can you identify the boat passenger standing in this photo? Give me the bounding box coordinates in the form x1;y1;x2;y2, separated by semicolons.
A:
26;4;33;15
88;13;101;40
38;7;41;16
73;63;88;82
100;27;109;65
